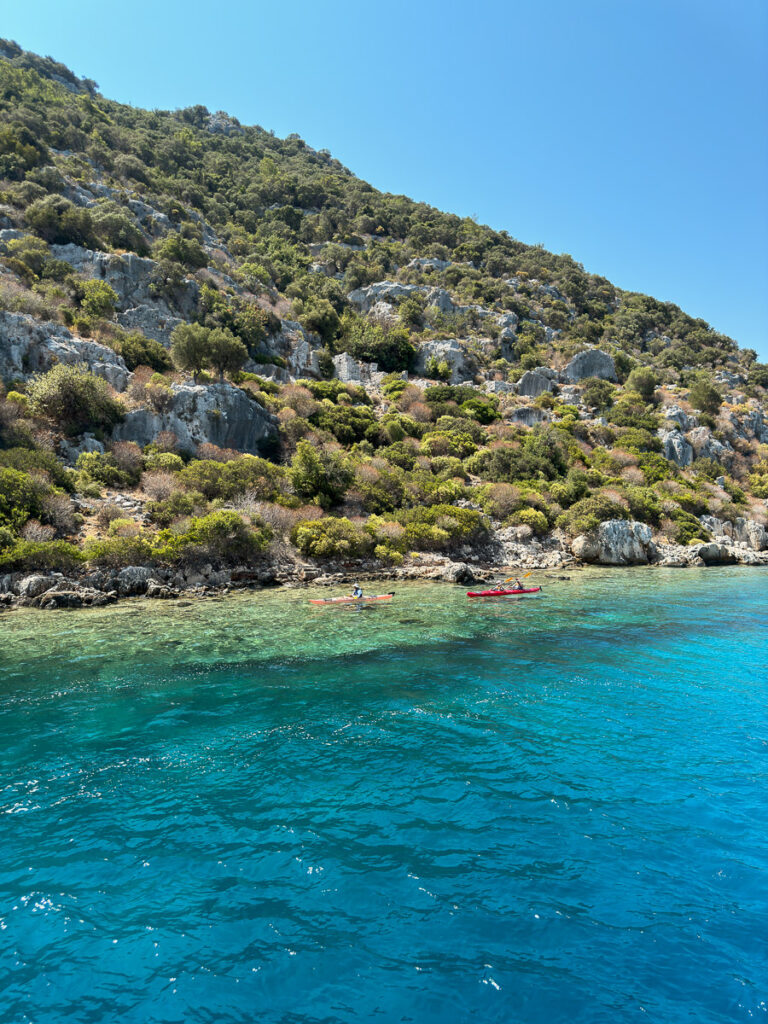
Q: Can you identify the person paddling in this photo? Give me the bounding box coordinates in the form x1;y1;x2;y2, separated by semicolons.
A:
351;584;364;601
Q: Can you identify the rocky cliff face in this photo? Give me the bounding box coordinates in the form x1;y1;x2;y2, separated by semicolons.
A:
0;311;129;389
112;382;278;455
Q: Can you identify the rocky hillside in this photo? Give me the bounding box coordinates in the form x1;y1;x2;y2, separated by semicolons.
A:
1;40;767;604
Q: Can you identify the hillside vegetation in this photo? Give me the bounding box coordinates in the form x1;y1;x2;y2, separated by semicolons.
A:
1;39;767;591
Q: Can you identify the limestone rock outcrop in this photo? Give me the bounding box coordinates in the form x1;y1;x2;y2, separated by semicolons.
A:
700;515;767;551
516;370;553;397
563;349;617;382
571;520;655;565
112;381;278;454
659;428;694;468
687;426;733;466
414;339;476;384
0;310;129;390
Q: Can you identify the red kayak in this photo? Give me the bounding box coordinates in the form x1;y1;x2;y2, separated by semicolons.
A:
466;586;542;597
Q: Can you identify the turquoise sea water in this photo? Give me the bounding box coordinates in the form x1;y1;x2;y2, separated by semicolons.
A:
1;568;767;1024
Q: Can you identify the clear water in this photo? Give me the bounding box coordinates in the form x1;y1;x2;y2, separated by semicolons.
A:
1;568;767;1024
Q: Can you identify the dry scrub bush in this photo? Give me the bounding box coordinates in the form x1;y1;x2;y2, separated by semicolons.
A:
356;464;380;485
197;442;241;462
281;384;319;418
21;519;56;542
484;483;522;518
233;496;304;536
601;488;630;508
611;450;640;469
40;491;77;534
127;366;153;403
108;518;142;538
409;402;433;423
154;431;179;453
112;440;143;477
621;466;646;485
142;471;178;500
96;503;127;529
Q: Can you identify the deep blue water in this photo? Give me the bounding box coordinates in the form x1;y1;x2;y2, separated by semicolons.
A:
1;569;767;1023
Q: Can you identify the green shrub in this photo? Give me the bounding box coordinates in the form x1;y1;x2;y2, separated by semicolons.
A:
421;430;477;459
0;467;41;531
548;469;589;508
80;279;118;318
290;440;351;509
76;451;131;487
155;510;270;563
143;451;184;472
154;231;207;269
356;465;406;514
625;486;662;525
637;452;672;484
607;396;660;432
687;374;722;415
514;507;549;534
179;459;225;499
748;460;768;498
115;332;173;372
219;455;283;500
83;535;154;568
398;504;488;551
625;367;658;402
556;495;630;535
381;440;418;470
145;489;206;526
25;195;95;246
310;404;378;445
581;377;616;411
28;364;123;433
459;397;499;424
0;448;74;490
290;516;373;559
0;539;84;572
337;315;416;372
299;379;371;405
669;508;710;545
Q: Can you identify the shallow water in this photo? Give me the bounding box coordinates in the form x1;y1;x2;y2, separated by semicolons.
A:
1;568;767;1023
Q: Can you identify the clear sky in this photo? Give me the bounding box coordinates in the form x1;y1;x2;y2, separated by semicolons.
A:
4;0;768;357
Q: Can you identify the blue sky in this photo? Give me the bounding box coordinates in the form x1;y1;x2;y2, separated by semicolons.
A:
4;0;768;357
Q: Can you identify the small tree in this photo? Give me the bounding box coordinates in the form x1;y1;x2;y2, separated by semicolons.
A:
207;328;248;382
80;279;119;319
688;374;722;416
625;367;658;403
290;439;351;509
170;324;210;383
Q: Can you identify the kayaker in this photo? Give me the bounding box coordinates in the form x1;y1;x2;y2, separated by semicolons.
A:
351;584;364;600
513;579;523;590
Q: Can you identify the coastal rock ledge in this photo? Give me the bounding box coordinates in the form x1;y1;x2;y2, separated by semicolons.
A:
571;520;655;565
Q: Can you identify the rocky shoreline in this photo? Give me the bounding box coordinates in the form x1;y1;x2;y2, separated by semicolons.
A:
2;527;766;613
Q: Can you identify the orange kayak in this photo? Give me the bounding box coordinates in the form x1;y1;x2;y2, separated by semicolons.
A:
309;592;394;606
